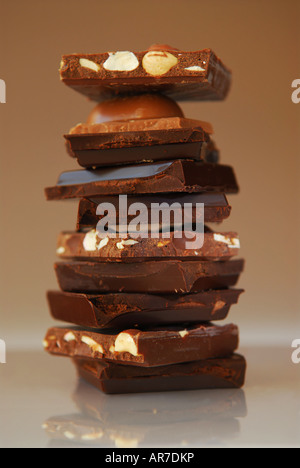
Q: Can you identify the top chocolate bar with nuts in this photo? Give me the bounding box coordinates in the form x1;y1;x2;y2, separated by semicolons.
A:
60;45;231;102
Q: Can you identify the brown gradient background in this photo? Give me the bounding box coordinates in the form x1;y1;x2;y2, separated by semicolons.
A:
0;0;299;348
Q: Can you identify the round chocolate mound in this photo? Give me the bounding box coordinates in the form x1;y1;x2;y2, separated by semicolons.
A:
86;94;184;124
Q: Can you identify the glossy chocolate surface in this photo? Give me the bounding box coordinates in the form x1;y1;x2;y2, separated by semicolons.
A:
74;354;246;394
47;289;244;328
54;259;244;294
45;161;239;200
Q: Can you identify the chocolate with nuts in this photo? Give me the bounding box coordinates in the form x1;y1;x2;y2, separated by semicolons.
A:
60;46;231;102
44;323;239;367
56;230;240;262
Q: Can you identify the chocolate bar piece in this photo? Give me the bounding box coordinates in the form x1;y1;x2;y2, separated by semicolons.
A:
60;47;231;102
68;142;207;168
66;117;212;167
74;354;246;394
77;193;231;230
55;259;244;294
56;231;240;262
47;289;244;328
44;323;239;367
45;161;239;200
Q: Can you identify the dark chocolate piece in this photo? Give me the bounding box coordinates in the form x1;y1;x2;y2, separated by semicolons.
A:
45;161;239;200
54;259;244;294
77;193;232;230
69;143;207;168
44;323;239;367
56;231;240;262
73;354;246;394
60;47;231;102
66;117;212;167
47;289;244;329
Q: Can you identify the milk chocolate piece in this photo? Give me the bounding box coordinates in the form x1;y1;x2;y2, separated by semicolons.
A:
74;354;246;394
56;231;240;262
77;193;231;230
44;323;239;367
45;161;239;200
47;289;244;329
60;48;231;102
55;259;244;294
69;117;213;136
86;94;185;124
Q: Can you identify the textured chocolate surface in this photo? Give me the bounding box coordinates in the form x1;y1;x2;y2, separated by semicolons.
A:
60;48;231;102
44;323;239;367
77;193;231;230
47;289;244;329
56;231;240;262
45;161;239;200
54;259;244;294
73;354;246;394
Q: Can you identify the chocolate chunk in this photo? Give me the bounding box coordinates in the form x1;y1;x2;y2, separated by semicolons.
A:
69;117;213;136
66;117;213;167
45;161;239;200
73;354;246;394
54;259;244;294
60;48;231;102
69;143;208;168
56;231;240;262
86;94;185;124
66;117;212;168
47;289;244;329
44;323;239;367
77;193;232;230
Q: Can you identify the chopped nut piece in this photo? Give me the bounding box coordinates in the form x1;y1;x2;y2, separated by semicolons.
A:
213;234;240;249
212;300;226;314
79;58;100;72
83;229;98;251
179;330;189;338
115;332;139;356
63;331;76;342
142;51;178;76
103;51;139;71
81;336;104;354
185;65;205;71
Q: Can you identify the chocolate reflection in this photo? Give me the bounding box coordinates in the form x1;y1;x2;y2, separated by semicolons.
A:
43;380;247;448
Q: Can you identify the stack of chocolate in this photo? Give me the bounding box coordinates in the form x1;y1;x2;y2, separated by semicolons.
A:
44;45;246;394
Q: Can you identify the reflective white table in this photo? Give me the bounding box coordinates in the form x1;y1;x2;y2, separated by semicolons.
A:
0;346;299;448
